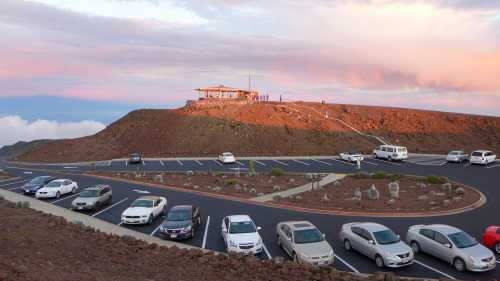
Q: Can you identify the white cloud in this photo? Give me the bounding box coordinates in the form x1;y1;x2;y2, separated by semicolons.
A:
0;115;105;148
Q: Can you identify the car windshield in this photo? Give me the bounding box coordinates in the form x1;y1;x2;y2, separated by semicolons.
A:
294;228;324;244
79;190;99;198
131;154;139;157
397;148;407;153
471;152;482;157
229;221;256;234
447;231;478;248
223;153;233;157
373;229;400;245
167;210;191;221
131;199;153;208
45;181;62;188
29;177;49;184
349;151;359;155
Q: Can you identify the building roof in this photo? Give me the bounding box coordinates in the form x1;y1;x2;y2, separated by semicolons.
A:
195;85;257;93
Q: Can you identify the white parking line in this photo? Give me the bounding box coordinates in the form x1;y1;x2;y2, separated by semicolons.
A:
414;260;455;280
0;179;29;187
195;160;203;166
273;160;288;166
329;158;355;166
292;159;310;166
236;161;245;167
334;254;359;273
213;160;223;167
160;160;165;166
125;161;128;167
92;197;129;217
107;161;111;167
361;160;378;166
497;261;500;264
262;243;272;259
117;221;124;226
487;164;500;169
142;161;146;166
150;225;162;236
177;160;183;166
311;159;332;166
254;160;266;166
50;193;81;204
202;216;210;249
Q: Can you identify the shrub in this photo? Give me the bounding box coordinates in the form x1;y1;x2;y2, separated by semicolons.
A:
271;167;285;177
372;171;386;179
389;174;402;182
427;175;447;184
352;171;370;179
225;178;239;186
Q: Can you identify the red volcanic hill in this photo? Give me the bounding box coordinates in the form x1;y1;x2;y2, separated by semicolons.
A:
15;101;500;163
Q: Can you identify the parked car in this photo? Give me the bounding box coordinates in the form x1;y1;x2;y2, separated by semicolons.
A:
469;150;496;165
71;184;112;211
339;151;364;163
482;226;500;254
121;196;167;225
407;224;496;272
22;176;55;195
221;215;263;255
129;153;142;164
158;205;201;240
340;222;414;268
219;152;236;164
276;221;334;266
35;179;78;199
373;145;408;161
446;151;469;163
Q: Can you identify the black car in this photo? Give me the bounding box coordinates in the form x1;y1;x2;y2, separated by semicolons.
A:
129;153;142;164
22;176;56;194
158;205;201;240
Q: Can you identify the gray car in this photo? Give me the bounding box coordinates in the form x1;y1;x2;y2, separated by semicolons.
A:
276;221;334;266
406;224;496;272
71;184;112;211
340;222;414;268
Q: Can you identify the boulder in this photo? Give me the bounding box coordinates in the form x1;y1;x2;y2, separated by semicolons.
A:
288;178;296;185
455;187;465;196
367;184;380;200
387;198;396;205
442;183;452;192
417;195;429;200
322;194;330;202
305;173;314;180
353;188;362;201
186;170;194;177
249;188;257;195
388;182;399;199
272;185;281;192
153;174;164;184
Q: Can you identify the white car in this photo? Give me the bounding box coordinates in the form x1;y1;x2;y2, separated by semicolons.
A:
469;150;496;165
221;215;263;255
339;151;364;162
219;152;236;164
121;196;167;225
373;145;408;161
35;179;78;199
446;151;468;163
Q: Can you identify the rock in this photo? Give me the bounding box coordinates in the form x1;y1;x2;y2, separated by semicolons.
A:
367;184;380;200
193;185;200;189
322;194;330;202
387;198;396;205
443;199;451;205
353;188;362;201
183;183;190;187
257;192;264;196
295;195;303;200
418;183;427;188
213;186;222;192
153;174;164;183
455;187;465;196
418;195;429;200
243;187;248;192
429;201;438;206
234;184;242;190
249;188;257;194
442;183;452;192
288;178;296;184
267;179;273;183
435;192;446;196
272;195;282;201
453;196;463;201
333;181;341;187
388;182;399;199
186;170;194;177
272;185;281;192
270;176;276;180
305;173;314;180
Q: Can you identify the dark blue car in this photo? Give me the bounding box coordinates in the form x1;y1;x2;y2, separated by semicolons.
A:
22;176;56;194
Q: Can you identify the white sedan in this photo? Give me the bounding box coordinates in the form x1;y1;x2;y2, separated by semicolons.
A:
121;196;167;225
339;151;364;162
35;179;78;199
219;152;236;164
222;215;263;255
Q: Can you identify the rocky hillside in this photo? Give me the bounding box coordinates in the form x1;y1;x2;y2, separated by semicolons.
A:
15;101;500;163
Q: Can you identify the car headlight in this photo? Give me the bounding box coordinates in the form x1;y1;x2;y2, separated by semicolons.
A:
256;238;262;246
229;240;238;247
384;252;398;260
298;252;310;259
182;225;192;232
141;215;148;218
470;256;482;264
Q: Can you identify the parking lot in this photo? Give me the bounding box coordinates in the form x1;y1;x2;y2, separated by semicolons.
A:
1;155;500;280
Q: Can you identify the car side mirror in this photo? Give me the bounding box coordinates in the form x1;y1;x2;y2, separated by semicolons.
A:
397;234;400;239
444;243;452;248
257;226;262;231
322;234;326;239
368;240;375;245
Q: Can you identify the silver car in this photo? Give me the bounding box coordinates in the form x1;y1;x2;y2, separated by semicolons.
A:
446;151;468;163
407;224;496;272
276;221;334;266
71;184;112;211
340;222;414;268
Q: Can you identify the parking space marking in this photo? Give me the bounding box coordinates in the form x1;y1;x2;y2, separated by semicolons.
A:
236;161;245;167
92;197;129;217
311;159;332;166
253;160;266;166
107;161;111;167
272;160;288;166
361;160;378;166
292;159;310;166
487;164;500;169
334;254;359;273
195;160;204;166
50;193;81;204
150;225;162;236
142;161;146;166
262;243;272;259
414;260;455;280
125;161;128;167
202;216;210;249
0;179;30;187
213;160;223;167
117;221;124;226
177;160;183;166
160;160;165;166
329;158;355;166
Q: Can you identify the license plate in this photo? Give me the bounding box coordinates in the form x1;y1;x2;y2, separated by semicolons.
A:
170;234;177;238
78;206;83;210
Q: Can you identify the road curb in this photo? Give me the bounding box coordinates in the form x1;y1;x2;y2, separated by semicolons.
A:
87;174;487;218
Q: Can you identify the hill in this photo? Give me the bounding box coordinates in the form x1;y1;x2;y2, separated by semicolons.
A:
15;101;500;163
0;140;49;158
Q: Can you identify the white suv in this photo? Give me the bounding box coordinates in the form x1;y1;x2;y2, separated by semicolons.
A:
469;150;496;165
221;215;263;255
373;145;408;161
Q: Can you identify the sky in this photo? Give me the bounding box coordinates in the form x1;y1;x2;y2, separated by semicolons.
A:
0;0;500;147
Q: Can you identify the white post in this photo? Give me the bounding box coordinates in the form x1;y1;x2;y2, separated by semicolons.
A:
356;159;361;170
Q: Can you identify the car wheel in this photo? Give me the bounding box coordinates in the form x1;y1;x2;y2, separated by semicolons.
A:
293;253;299;263
373;153;378;159
162;206;167;215
344;239;352;251
495;243;500;255
410;241;420;254
375;255;385;268
56;192;61;199
277;235;282;247
197;217;201;226
147;214;153;224
453;258;466;272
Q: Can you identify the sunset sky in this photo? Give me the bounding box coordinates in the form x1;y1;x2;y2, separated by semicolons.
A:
0;0;500;146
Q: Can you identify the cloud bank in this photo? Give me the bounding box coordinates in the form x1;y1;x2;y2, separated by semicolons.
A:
0;115;106;148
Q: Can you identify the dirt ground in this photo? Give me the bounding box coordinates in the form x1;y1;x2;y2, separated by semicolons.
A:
90;171;309;198
273;174;481;213
0;199;403;281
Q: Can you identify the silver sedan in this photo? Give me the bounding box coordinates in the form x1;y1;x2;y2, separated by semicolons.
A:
340;222;414;268
407;224;496;272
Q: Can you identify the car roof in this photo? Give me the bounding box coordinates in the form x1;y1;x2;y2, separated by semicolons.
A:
223;152;233;155
85;184;109;191
381;145;406;148
136;196;161;201
472;150;491;153
354;222;389;232
51;179;68;182
228;215;252;222
449;150;464;153
170;205;193;211
425;224;462;234
282;221;316;231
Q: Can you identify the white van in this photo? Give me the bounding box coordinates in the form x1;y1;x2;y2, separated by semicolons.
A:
469;150;496;165
373;145;408;161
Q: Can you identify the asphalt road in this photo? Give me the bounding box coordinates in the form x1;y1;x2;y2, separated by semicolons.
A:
1;155;499;280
